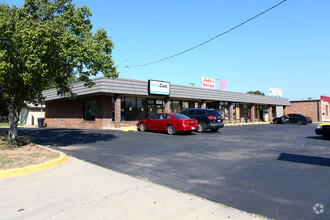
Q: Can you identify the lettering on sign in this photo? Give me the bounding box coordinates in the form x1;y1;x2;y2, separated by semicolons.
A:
202;77;215;89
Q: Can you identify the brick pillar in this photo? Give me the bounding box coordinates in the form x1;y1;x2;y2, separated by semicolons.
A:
165;98;171;113
268;106;273;122
240;104;245;123
251;105;255;122
201;101;206;109
283;106;286;116
101;95;113;129
114;95;121;128
229;103;234;124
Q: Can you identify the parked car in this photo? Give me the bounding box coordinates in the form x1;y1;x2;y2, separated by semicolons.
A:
180;108;224;132
137;113;198;135
315;123;330;139
272;114;312;125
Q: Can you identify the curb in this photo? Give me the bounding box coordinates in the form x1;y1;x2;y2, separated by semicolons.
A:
0;147;68;179
123;127;138;132
122;123;271;131
224;122;271;126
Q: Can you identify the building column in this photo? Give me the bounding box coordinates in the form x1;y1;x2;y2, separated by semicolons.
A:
229;103;234;124
268;106;273;122
114;95;121;128
240;104;245;123
101;95;113;129
283;106;286;116
201;101;206;109
251;105;255;122
165;98;171;113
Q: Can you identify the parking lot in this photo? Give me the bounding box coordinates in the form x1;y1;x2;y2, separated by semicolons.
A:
16;124;330;219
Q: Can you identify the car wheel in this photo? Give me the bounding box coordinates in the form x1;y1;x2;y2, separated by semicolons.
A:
198;122;206;133
167;125;176;135
323;134;330;140
139;123;147;132
211;128;219;132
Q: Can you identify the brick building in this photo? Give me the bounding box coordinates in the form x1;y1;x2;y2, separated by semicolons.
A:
43;77;291;129
285;96;330;122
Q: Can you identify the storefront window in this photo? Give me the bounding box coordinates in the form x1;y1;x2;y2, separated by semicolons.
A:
171;101;180;113
84;100;96;121
156;100;164;113
219;102;229;122
255;105;265;122
233;102;240;121
122;97;136;121
182;101;189;110
206;102;219;110
119;97;148;121
137;98;147;120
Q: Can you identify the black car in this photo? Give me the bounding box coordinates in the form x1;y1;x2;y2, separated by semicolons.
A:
180;108;224;132
272;114;312;125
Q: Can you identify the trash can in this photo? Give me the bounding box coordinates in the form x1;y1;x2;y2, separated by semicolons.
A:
37;118;45;128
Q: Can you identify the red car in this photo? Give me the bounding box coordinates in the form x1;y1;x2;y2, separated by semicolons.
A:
137;113;199;135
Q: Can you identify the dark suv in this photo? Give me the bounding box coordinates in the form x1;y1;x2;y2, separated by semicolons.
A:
180;108;224;132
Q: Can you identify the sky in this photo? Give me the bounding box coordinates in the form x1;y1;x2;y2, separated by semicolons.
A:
5;0;330;100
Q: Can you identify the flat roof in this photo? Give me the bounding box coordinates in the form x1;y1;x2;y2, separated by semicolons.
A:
43;77;291;106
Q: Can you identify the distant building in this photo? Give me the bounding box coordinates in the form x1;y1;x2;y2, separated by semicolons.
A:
19;103;45;126
285;96;330;121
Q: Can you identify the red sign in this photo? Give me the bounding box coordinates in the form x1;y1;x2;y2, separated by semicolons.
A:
202;77;215;89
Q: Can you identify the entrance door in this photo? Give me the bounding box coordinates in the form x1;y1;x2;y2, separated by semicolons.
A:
148;104;155;118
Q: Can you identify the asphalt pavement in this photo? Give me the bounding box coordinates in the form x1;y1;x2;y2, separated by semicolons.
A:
0;156;258;219
3;124;330;220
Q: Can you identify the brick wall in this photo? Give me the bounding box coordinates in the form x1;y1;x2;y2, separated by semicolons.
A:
45;95;114;129
285;100;320;121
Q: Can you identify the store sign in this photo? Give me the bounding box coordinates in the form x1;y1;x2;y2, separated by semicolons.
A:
202;77;215;89
148;80;170;96
269;88;282;97
220;80;227;91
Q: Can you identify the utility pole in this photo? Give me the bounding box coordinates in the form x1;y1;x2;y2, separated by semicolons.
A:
125;60;128;78
215;78;221;90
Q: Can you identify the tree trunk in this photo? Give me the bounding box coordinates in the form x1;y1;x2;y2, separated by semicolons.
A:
8;104;20;145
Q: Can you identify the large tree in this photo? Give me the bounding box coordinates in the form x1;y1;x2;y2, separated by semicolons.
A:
0;0;117;144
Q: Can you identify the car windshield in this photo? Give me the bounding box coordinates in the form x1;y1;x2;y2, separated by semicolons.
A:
173;114;189;119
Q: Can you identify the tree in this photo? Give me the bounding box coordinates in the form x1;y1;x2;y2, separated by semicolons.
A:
0;0;117;144
247;90;265;96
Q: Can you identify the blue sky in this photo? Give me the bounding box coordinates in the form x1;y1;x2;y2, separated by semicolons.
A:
6;0;330;100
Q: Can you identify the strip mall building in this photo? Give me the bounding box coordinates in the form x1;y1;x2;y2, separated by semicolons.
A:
43;77;291;129
285;96;330;122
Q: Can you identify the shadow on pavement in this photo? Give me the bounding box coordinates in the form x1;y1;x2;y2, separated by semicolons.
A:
1;127;118;147
278;153;330;167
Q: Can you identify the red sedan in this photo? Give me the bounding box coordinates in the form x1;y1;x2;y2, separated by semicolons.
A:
137;113;199;135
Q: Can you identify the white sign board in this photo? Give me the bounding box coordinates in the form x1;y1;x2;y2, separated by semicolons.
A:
202;77;215;89
148;80;170;96
269;88;282;97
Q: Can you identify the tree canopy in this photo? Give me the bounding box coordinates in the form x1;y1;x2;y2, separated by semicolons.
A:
0;0;117;143
247;90;265;96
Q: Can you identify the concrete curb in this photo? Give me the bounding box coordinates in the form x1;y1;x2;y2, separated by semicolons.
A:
224;122;271;126
122;122;271;131
0;146;68;178
123;127;138;132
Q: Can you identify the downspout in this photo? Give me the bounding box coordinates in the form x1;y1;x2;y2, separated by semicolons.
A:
317;100;320;121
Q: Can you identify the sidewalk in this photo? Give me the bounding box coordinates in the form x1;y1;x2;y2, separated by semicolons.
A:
0;156;262;219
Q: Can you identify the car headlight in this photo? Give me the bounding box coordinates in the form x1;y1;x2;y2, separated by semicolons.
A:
316;126;322;129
